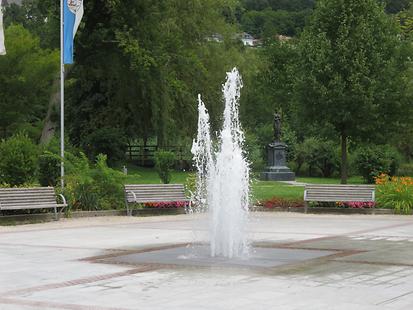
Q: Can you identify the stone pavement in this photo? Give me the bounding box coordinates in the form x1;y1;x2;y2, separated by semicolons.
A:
0;213;412;310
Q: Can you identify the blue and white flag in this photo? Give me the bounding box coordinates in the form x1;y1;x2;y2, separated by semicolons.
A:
64;0;84;64
0;3;6;56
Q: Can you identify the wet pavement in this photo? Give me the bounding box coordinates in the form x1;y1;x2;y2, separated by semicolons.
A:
0;213;412;309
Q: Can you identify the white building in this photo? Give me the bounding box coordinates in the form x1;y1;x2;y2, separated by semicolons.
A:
240;32;255;46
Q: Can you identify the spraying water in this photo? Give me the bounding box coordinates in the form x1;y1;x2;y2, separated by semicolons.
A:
191;68;250;258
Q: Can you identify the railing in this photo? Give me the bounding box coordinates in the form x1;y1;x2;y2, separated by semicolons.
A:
127;145;186;166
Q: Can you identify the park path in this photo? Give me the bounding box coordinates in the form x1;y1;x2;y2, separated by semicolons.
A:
0;213;412;310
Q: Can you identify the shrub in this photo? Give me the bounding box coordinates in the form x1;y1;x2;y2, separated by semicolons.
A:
65;152;125;211
375;174;413;214
397;163;413;177
82;128;128;166
244;131;265;171
154;151;176;184
91;154;125;209
294;137;339;177
354;145;401;184
0;134;39;186
38;151;61;186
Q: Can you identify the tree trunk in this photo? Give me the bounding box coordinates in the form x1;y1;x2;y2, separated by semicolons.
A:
340;133;348;184
40;67;72;145
40;74;60;144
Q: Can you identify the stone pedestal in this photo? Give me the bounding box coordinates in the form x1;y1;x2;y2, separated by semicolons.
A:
261;142;295;181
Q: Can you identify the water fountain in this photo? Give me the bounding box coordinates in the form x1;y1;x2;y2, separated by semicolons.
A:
103;68;340;270
191;68;250;258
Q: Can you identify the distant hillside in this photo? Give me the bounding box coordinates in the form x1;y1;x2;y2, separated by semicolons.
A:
238;0;412;38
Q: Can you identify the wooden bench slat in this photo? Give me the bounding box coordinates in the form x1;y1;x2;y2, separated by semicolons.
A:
0;205;61;210
303;184;375;213
124;184;189;215
0;187;67;219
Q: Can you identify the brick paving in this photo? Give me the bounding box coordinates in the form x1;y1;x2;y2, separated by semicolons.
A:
0;213;412;310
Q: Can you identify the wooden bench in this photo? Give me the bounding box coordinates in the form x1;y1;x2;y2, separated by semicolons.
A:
303;184;375;213
124;184;190;215
0;187;68;220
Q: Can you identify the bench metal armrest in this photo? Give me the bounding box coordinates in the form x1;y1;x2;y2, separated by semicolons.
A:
129;191;138;202
303;189;308;201
58;194;67;206
57;194;68;216
125;191;138;216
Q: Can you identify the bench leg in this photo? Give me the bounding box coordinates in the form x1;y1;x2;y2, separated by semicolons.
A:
54;206;58;221
304;201;308;214
125;198;131;216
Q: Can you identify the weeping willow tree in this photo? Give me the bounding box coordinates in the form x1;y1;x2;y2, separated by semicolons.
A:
66;0;246;149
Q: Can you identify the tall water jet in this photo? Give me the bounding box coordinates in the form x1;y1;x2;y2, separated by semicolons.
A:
192;68;250;259
191;95;213;214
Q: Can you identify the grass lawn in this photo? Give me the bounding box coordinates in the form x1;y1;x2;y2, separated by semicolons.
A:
296;176;364;184
251;180;303;201
123;165;366;202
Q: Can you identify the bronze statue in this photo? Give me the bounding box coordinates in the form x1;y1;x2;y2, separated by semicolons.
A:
273;112;281;142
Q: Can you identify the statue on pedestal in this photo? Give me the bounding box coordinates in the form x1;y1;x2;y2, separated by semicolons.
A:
273;112;281;142
261;110;295;181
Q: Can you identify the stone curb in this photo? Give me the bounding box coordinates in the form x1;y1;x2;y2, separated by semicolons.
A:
0;208;186;224
253;207;401;215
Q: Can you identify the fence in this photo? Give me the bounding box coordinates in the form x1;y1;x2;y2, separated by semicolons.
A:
126;145;187;167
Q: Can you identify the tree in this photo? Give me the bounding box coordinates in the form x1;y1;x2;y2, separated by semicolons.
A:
295;0;412;183
3;0;59;49
0;24;59;138
66;0;246;150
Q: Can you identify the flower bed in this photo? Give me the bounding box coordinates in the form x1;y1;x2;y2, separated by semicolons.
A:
259;197;305;209
335;201;375;209
375;174;413;214
143;201;189;209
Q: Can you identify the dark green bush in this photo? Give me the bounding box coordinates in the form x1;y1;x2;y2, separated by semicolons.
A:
65;152;125;210
245;131;265;171
294;137;339;177
82;128;128;166
91;154;125;209
38;151;60;186
397;163;413;176
0;134;39;186
354;145;401;184
154;151;176;184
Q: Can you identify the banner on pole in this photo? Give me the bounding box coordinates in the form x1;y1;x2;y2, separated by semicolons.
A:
64;0;84;64
0;3;6;56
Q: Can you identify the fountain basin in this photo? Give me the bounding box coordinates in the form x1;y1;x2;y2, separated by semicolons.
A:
103;245;338;269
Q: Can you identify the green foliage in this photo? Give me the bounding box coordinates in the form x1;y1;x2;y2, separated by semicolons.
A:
82;128;128;166
242;0;315;12
3;0;60;49
38;151;60;186
0;24;59;138
295;0;412;182
241;9;312;37
294;137;339;177
65;153;125;210
244;131;265;171
376;174;413;214
397;163;413;176
354;145;401;184
0;134;39;186
66;0;243;148
91;154;125;209
154;151;176;184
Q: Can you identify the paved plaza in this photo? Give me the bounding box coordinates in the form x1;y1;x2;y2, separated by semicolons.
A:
0;212;412;310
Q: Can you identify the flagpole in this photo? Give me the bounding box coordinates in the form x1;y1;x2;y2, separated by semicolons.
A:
60;0;65;189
